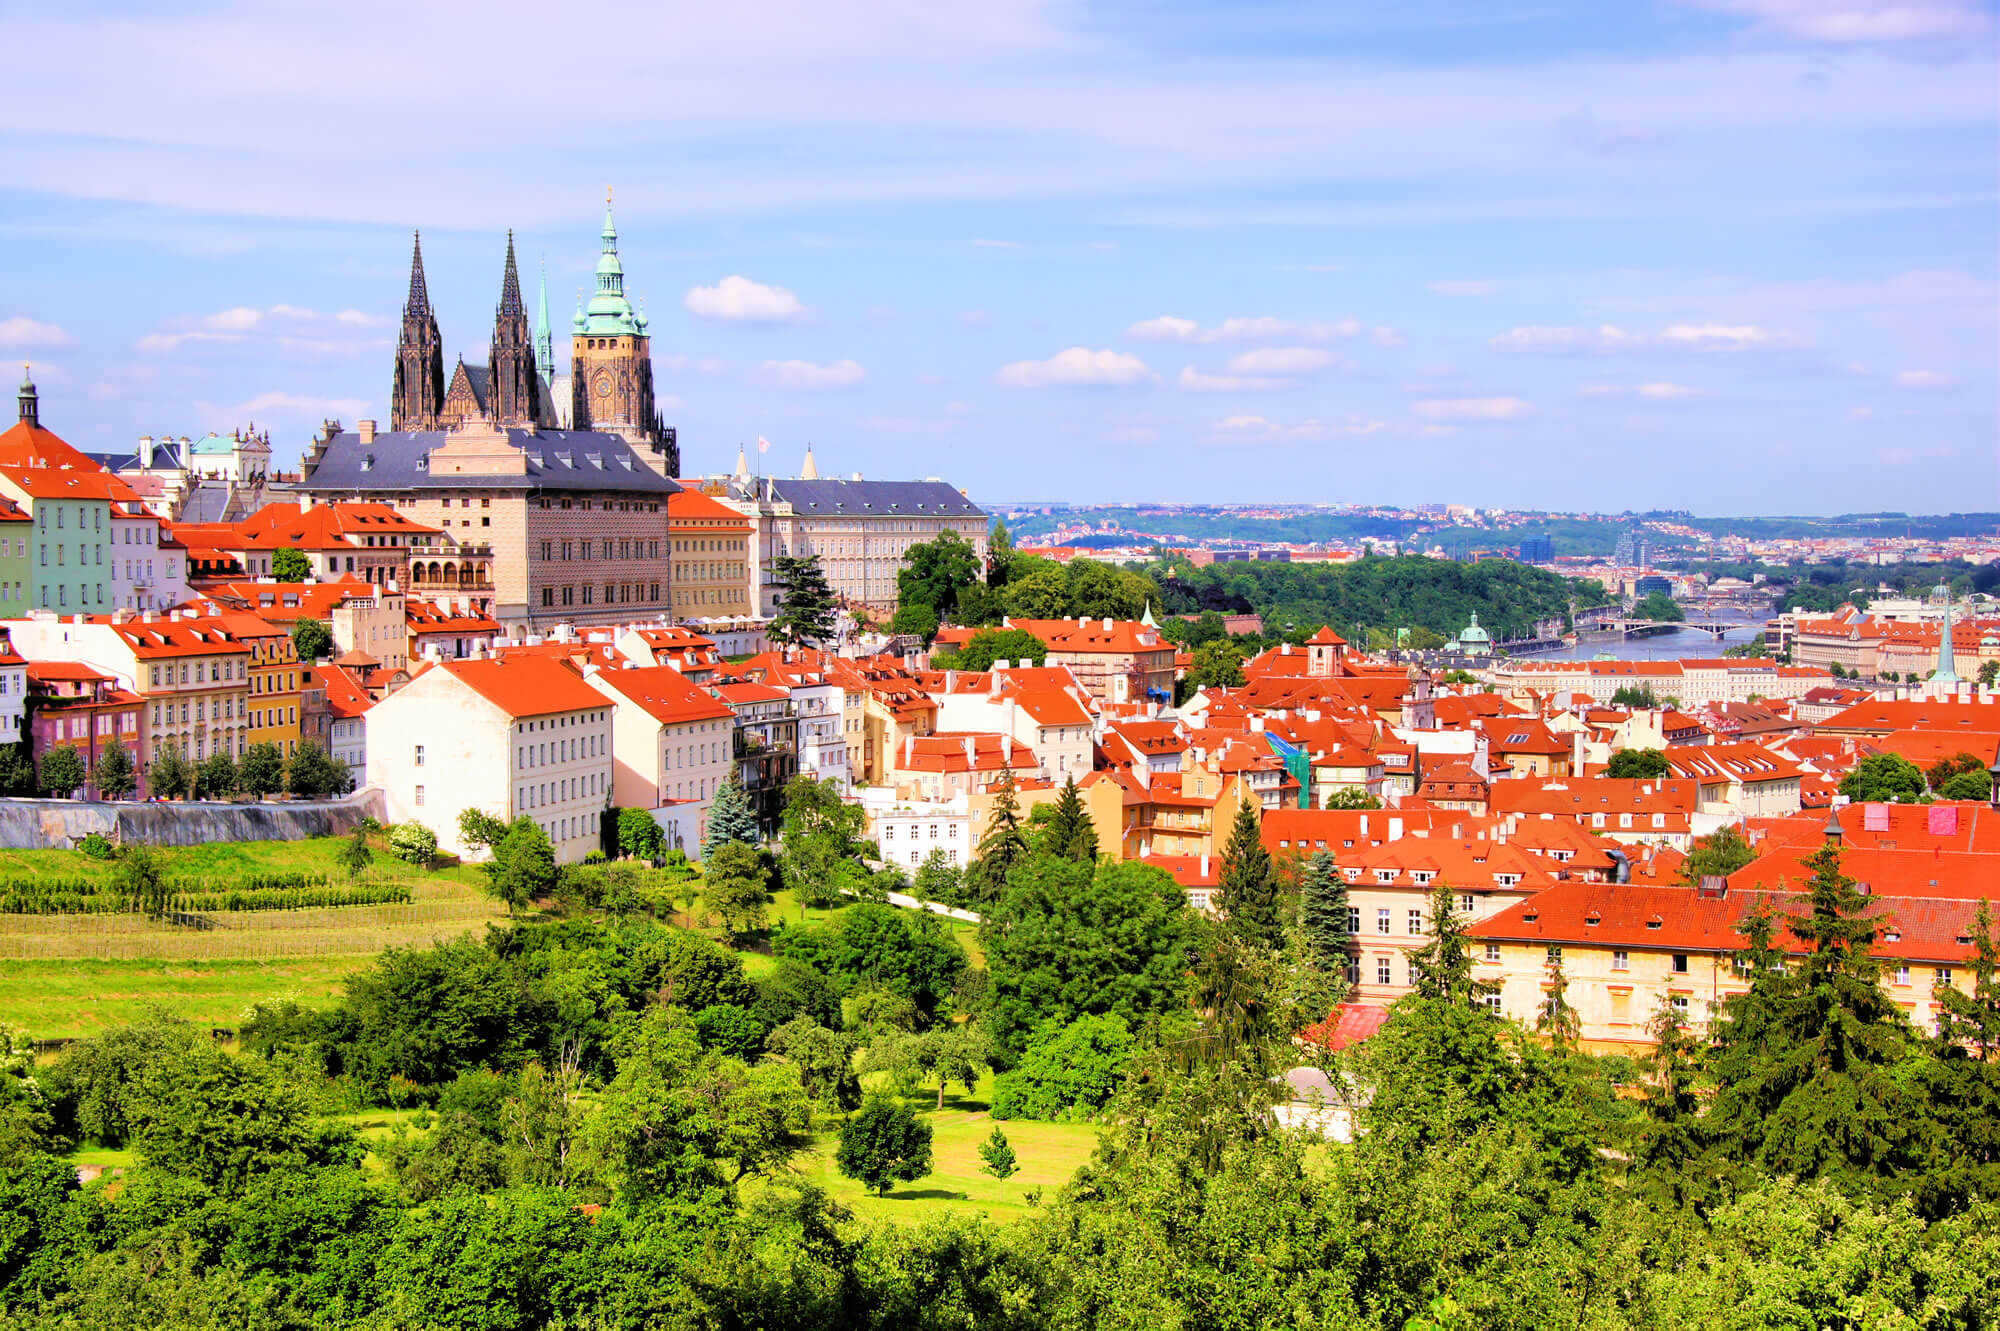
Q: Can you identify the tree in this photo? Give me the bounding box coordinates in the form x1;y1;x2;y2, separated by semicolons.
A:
1939;767;1993;803
896;529;983;622
889;603;940;643
287;739;352;798
458;807;508;857
1039;775;1098;862
291;617;332;665
131;1043;354;1195
765;1017;862;1110
486;816;555;914
1297;850;1350;975
337;824;373;881
835;1094;934;1195
967;768;1031;901
702;840;771;939
1631;592;1683;622
1632;994;1708;1204
271;546;311;582
38;745;85;798
911;846;963;906
1186;639;1246;691
90;740;136;800
1322;787;1381;810
1839;753;1926;804
916;1024;991;1110
982;858;1194;1055
978;1125;1018;1179
1217;797;1281;949
946;627;1048;671
196;750;238;800
615;807;665;862
1925;751;1985;793
1408;881;1494;1006
0;743;34;797
1609;684;1659;708
778;773;865;908
1705;843;1920;1197
239;741;286;799
769;554;838;646
990;1014;1134;1121
1605;748;1670;779
148;744;194;800
388;821;437;866
1680;824;1757;885
1980;659;2000;689
1535;951;1579;1053
703;771;759;856
1002;564;1071;619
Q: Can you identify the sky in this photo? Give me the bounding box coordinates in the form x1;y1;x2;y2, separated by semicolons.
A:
1;0;1995;515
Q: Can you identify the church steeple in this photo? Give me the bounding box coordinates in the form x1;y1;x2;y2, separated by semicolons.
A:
570;188;670;471
391;231;445;431
17;365;37;428
1933;580;1960;687
534;258;554;376
488;230;542;426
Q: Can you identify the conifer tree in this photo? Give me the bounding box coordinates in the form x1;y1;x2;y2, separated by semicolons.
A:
769;555;838;646
1218;796;1281;949
969;768;1030;901
1297;850;1350;975
1632;995;1707;1205
1935;899;2000;1058
1042;775;1098;862
703;770;760;857
1536;951;1580;1053
1407;881;1494;1007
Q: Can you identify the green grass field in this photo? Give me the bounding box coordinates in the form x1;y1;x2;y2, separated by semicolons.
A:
0;956;370;1039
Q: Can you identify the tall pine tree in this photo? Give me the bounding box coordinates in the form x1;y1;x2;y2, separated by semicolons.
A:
1536;950;1580;1053
1217;795;1281;949
1632;995;1709;1206
703;770;760;858
968;768;1030;901
1297;850;1350;975
1705;842;1920;1198
1041;775;1098;862
1408;881;1495;1007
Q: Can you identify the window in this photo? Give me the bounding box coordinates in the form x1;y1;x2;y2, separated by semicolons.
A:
1894;965;1912;986
414;745;425;767
1408;909;1424;935
1612;950;1629;971
1937;967;1954;987
1347;906;1360;935
1670;995;1689;1015
1483;942;1500;962
1671;953;1689;975
1460;893;1474;915
1376;908;1390;935
1375;956;1392;986
414;785;425;806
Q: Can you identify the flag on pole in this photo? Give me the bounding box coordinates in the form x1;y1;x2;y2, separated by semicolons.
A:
757;435;771;454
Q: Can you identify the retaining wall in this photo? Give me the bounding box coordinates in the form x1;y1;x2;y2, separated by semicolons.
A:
0;789;388;850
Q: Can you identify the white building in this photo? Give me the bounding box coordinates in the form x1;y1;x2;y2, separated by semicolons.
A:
0;630;26;745
582;663;736;854
315;663;372;787
859;787;974;872
109;499;188;612
366;655;613;865
931;663;1095;781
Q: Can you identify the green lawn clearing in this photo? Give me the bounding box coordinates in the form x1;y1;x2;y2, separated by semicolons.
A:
0;955;368;1039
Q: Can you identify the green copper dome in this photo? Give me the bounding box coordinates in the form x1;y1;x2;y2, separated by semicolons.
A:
580;195;643;336
1458;612;1492;644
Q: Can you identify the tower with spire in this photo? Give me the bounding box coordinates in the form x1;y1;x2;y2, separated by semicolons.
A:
391;232;446;431
16;365;36;428
486;231;542;426
1931;579;1960;690
570;189;675;473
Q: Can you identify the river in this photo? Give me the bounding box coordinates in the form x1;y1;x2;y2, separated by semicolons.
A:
1508;611;1770;662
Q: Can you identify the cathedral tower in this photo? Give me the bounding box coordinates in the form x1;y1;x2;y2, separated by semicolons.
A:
571;191;675;473
488;231;543;426
391;232;446;431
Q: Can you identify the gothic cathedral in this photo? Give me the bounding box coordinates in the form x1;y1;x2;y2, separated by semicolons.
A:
388;199;679;476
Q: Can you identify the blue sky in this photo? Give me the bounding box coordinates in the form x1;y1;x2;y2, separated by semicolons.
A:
1;0;1994;514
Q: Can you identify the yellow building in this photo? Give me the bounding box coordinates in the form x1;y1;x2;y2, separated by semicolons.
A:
667;487;752;620
215;611;303;755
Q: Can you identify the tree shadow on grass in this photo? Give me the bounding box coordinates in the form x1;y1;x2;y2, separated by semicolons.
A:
883;1188;967;1201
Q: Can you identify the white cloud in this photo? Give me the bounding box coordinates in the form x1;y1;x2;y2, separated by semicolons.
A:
1371;326;1403;346
1587;381;1699;399
760;358;866;388
685;275;807;323
202;391;369;418
1178;366;1283;392
1896;368;1953;387
1413;397;1530;421
202;306;265;332
0;316;70;349
335;309;389;326
971;238;1022;250
1127;315;1360;344
1637;381;1696;398
1216;414;1384;439
998;347;1153;388
1492;324;1637;349
1225;346;1333;375
1659;323;1773;349
1429;279;1504;295
1682;0;1991;42
138;303;389;353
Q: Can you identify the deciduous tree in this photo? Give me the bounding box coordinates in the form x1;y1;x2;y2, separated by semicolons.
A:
835;1094;933;1195
90;740;136;800
38;745;85;798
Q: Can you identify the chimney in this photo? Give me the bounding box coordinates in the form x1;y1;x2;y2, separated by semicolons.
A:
1002;734;1014;765
1199;852;1211;879
963;735;976;766
138;435;154;468
358;419;376;445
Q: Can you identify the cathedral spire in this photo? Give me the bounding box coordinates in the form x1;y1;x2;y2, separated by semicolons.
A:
498;230;526;318
1934;580;1960;686
18;365;38;428
405;230;433;316
534;257;554;373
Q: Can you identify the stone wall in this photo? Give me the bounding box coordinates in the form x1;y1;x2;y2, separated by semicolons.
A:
0;789;387;850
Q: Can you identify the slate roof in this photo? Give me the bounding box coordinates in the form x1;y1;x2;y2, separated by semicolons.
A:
765;477;983;518
296;429;679;496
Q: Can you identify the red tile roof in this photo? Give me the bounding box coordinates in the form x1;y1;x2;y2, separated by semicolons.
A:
588;665;736;726
435;656;608;719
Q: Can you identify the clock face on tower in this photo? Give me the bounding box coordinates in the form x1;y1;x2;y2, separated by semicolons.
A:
593;370;613;400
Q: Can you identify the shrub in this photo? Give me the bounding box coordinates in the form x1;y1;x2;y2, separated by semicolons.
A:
77;832;115;861
990;1013;1134;1121
389;822;438;866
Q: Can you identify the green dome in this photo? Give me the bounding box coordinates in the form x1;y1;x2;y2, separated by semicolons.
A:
1457;612;1492;644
